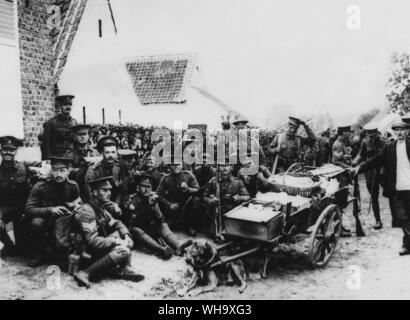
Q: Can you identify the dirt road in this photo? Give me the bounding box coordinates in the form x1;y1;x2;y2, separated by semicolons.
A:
1;179;409;300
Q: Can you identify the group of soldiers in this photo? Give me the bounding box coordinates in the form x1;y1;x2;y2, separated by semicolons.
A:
0;92;406;287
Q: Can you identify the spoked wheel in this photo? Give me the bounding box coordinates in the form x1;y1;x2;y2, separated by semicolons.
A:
308;204;342;267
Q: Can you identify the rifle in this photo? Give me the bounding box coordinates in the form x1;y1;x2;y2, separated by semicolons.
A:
352;173;365;237
213;168;224;243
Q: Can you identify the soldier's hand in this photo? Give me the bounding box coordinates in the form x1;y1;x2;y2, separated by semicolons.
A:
180;182;188;192
232;195;240;203
170;203;180;211
113;238;128;248
124;234;134;249
51;206;70;217
349;167;360;177
210;195;219;205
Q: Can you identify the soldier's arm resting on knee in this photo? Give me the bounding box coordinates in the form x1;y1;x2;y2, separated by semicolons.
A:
25;183;54;219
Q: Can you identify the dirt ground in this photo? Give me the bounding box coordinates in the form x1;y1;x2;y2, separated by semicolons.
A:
1;176;410;300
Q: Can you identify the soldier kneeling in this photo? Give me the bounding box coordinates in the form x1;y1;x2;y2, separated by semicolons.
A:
123;175;192;260
74;176;144;288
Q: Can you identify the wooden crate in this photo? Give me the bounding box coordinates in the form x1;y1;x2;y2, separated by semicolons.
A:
224;203;284;242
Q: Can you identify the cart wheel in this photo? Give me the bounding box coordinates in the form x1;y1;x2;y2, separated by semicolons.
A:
308;204;341;268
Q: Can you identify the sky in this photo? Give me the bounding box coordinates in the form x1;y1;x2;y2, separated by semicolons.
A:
59;0;410;128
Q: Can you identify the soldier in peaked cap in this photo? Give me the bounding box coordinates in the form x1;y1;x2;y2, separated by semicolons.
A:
156;153;202;236
123;174;192;260
0;136;30;256
352;124;388;230
42;94;78;158
25;156;81;267
268;116;317;172
64;125;100;201
332;125;354;168
74;176;144;288
84;136;123;207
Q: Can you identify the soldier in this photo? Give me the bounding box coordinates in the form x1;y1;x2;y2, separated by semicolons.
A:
237;157;272;198
0;136;30;256
25;157;81;267
123;175;192;260
232;115;266;167
64;125;100;200
42;94;78;158
84;136;123;209
352;125;388;230
74;176;144;288
142;154;164;191
268;117;317;173
192;153;217;197
156;157;201;236
203;156;250;215
332;125;353;168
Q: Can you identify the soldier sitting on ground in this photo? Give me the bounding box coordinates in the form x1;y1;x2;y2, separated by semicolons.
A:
74;176;144;288
123;175;192;260
156;156;202;236
25;157;82;267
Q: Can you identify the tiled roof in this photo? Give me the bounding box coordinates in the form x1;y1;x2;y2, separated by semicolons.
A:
125;53;197;105
52;0;88;83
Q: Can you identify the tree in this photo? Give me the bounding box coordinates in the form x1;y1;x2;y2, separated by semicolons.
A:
386;51;410;115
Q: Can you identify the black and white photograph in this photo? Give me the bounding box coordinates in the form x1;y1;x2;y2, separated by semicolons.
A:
1;0;410;304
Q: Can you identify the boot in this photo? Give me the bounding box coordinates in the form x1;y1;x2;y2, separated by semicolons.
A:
27;252;45;268
74;254;116;288
114;265;145;282
159;223;192;256
373;221;383;230
399;247;410;256
0;228;15;256
133;228;172;259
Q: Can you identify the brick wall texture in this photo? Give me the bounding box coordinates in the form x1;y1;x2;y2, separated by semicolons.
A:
17;0;56;147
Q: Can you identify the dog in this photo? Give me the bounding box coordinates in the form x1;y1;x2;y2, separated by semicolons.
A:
177;239;248;297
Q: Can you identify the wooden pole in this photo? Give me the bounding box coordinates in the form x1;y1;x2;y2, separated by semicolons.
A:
82;106;86;124
102;108;105;125
98;19;102;38
119;109;122;125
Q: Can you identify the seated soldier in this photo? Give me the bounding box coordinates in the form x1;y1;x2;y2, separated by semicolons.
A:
0;136;30;256
192;153;217;197
156;156;202;236
74;176;144;288
25;157;82;267
237;157;272;198
142;154;164;190
203;156;250;215
123;175;192;260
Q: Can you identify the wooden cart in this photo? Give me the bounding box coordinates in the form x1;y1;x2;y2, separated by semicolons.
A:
214;163;353;278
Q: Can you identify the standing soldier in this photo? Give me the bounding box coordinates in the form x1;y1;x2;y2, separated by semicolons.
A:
0;136;30;256
42;94;78;158
268;117;317;173
84;136;123;209
123;175;192;260
156;157;201;236
74;176;144;288
64;125;100;200
25;157;81;267
352;125;388;230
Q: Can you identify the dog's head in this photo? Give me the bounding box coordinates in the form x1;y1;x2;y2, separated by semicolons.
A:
185;239;217;269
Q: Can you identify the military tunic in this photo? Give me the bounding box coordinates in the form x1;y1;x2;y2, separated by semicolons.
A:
268;125;317;172
76;199;130;254
43;114;78;157
0;161;30;223
84;160;122;203
64;145;100;200
203;175;250;214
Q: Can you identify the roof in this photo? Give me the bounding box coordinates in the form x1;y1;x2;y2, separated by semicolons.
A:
125;53;197;105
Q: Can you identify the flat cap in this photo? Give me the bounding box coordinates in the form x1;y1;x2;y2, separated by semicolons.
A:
232;115;249;125
363;123;378;135
56;95;74;104
337;125;353;133
87;176;113;189
71;124;91;133
392;121;410;130
48;156;72;169
289;117;301;127
97;136;118;152
137;174;153;187
0;136;23;149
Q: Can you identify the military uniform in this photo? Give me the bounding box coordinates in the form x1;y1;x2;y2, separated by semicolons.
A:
74;177;143;288
43;114;78;157
25;178;80;260
65;145;99;200
268;117;317;172
84;160;122;203
156;170;201;230
354;130;388;227
203;175;250;214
